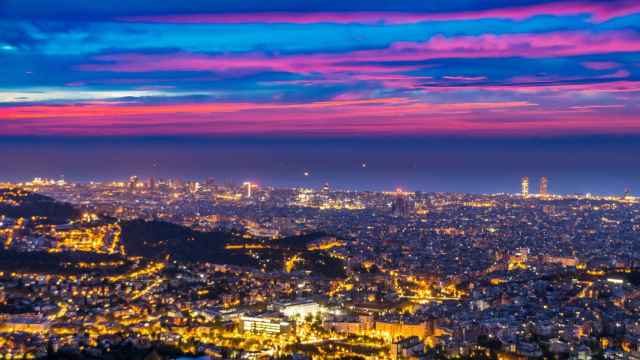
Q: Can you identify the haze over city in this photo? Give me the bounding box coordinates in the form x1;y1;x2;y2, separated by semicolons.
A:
1;136;640;195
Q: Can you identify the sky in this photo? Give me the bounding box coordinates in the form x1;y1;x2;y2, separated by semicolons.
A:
1;1;640;193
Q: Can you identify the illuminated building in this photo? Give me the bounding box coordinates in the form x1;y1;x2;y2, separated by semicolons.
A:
0;314;50;333
243;181;253;198
324;320;362;335
321;182;330;195
392;189;413;217
390;336;425;360
128;176;139;191
463;201;495;208
240;315;292;334
539;176;548;196
543;255;578;267
375;320;429;340
521;176;529;197
188;181;201;193
508;247;530;270
306;236;343;250
279;300;323;321
50;223;122;254
245;228;279;239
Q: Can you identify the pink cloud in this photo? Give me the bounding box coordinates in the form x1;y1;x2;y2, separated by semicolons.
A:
390;31;640;59
420;80;640;94
570;104;626;111
79;52;423;75
120;1;640;24
582;61;621;70
2;107;638;137
2;98;534;121
0;99;563;137
443;76;487;81
78;31;640;76
597;69;630;79
266;74;434;89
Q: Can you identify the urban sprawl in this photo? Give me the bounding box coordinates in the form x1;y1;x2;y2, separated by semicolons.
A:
0;177;639;360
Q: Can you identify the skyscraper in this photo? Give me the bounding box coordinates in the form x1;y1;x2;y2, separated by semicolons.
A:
521;177;529;197
321;183;330;195
243;181;253;198
539;176;548;196
391;190;413;217
128;176;139;191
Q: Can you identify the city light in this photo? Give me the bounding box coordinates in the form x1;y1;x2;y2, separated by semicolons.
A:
2;0;640;358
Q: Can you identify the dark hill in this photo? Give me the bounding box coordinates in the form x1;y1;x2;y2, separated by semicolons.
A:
0;250;130;275
120;220;257;266
274;231;330;250
0;189;346;278
0;188;79;224
120;220;346;278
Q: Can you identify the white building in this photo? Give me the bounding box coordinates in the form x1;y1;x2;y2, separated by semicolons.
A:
279;300;324;321
240;315;292;334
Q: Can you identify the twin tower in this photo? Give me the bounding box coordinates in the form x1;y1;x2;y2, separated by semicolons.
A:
521;176;548;197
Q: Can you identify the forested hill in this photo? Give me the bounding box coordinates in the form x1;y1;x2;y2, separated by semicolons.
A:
120;219;257;266
0;187;79;224
119;220;347;278
0;188;346;278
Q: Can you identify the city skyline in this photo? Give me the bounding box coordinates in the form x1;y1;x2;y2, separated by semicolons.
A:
1;135;639;195
2;175;616;199
3;0;640;196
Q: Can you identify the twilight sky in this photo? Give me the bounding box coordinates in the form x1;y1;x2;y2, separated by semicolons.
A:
1;1;640;193
2;0;640;136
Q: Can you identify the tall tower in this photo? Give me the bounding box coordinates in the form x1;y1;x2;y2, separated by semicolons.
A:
539;177;548;196
243;181;253;198
129;176;139;191
391;189;413;217
521;177;529;197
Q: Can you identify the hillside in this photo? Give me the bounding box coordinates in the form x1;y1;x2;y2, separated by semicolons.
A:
120;220;346;278
0;187;80;224
120;219;258;266
0;189;346;278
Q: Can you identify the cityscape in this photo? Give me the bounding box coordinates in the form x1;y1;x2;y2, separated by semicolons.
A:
3;0;640;359
0;176;639;359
